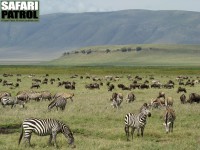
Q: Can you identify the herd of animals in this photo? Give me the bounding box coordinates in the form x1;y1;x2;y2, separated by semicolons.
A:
0;73;200;148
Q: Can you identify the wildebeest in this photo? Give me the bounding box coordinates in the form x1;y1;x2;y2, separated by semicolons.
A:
17;93;29;102
180;94;186;104
126;92;136;103
85;83;100;89
157;91;165;99
188;93;200;103
108;84;115;91
3;81;13;86
32;78;41;83
130;84;140;89
163;83;174;89
140;84;149;89
28;93;42;101
150;97;165;109
40;91;52;101
165;97;174;106
110;92;123;109
177;87;187;93
151;83;161;88
31;83;40;89
65;82;75;90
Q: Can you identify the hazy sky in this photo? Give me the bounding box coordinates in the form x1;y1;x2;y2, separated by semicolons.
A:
40;0;200;14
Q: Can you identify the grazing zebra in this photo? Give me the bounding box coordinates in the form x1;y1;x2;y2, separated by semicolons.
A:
1;96;25;108
163;107;176;133
124;107;151;141
18;118;75;148
48;97;67;111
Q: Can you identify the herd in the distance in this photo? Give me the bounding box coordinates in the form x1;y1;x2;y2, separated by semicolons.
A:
1;73;200;148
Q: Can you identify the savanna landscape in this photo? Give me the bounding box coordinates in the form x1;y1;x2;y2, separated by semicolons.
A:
0;64;200;150
1;6;200;150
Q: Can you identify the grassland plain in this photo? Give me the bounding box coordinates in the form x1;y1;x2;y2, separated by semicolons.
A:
45;44;200;66
0;66;200;150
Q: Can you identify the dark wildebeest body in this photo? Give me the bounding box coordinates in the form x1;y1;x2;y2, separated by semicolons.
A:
180;94;186;104
126;92;136;103
188;93;200;103
177;87;187;93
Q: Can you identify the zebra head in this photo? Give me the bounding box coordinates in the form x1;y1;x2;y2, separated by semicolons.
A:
62;125;76;148
141;107;151;117
163;122;171;133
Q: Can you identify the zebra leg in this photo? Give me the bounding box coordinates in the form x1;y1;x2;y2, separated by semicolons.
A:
24;135;32;147
171;122;174;133
137;128;140;136
124;125;130;141
52;131;58;148
141;127;144;137
48;134;53;145
131;127;135;140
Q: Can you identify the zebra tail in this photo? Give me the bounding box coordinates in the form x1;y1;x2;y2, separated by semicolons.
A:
18;125;23;145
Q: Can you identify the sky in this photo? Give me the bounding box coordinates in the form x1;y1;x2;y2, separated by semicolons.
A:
40;0;200;15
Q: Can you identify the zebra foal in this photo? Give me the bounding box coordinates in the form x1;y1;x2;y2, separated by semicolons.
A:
124;107;151;141
18;118;75;148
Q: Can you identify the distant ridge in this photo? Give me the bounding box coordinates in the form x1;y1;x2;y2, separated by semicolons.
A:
0;9;200;60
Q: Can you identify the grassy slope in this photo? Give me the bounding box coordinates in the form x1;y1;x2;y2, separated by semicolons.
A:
0;67;200;149
46;44;200;66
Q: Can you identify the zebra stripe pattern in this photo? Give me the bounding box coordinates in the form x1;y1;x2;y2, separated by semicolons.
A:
124;107;151;141
163;107;176;133
48;97;67;111
1;96;24;108
18;118;75;148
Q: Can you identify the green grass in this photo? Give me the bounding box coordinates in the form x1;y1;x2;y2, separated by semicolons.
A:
0;66;200;150
44;44;200;66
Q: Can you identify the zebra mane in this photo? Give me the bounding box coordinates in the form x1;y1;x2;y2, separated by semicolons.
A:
165;111;168;124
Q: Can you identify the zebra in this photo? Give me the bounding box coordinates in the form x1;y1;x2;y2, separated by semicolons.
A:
1;96;25;108
48;97;67;111
18;118;75;148
124;106;151;141
0;91;11;100
163;107;176;133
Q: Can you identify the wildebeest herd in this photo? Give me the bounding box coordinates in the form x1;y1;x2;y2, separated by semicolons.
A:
0;73;200;148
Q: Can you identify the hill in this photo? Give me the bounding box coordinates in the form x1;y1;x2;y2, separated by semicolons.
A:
44;44;200;66
0;10;200;60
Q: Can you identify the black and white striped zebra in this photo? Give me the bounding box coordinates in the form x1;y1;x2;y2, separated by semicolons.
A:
163;107;176;133
1;96;25;108
124;107;151;141
18;118;75;148
48;97;67;111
